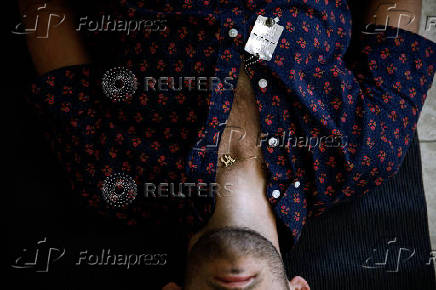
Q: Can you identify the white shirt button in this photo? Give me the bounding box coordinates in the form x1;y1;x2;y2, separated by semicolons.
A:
272;190;281;198
268;137;279;147
258;78;268;88
294;181;301;188
228;28;238;38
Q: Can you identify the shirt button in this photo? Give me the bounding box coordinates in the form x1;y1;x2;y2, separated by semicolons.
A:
268;137;279;147
228;28;238;38
258;78;268;88
294;181;301;188
272;190;281;198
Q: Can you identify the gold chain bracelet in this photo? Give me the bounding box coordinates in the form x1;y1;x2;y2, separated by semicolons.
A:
218;154;260;168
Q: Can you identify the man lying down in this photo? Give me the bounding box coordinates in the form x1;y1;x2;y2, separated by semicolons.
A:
19;0;436;289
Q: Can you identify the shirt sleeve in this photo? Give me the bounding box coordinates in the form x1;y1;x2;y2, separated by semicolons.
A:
309;27;436;215
28;64;119;214
28;64;201;232
244;8;436;243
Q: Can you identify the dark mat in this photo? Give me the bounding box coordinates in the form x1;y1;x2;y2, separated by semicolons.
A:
284;134;436;290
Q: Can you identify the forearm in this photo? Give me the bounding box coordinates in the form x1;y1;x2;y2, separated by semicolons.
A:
364;0;421;33
18;0;89;75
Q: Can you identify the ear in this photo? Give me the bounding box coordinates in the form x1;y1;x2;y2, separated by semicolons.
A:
162;282;183;290
289;276;310;290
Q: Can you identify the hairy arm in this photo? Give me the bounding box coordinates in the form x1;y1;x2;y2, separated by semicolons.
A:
18;0;89;75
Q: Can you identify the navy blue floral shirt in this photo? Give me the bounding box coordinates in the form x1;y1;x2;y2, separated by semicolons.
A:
29;0;436;246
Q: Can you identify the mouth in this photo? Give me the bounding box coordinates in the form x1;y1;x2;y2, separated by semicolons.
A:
213;275;256;288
